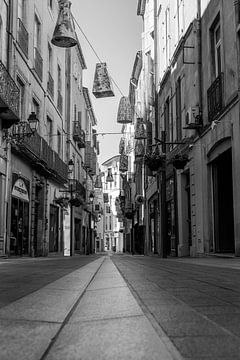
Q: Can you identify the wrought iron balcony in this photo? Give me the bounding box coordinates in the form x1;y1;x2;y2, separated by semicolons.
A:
47;72;54;99
0;60;20;128
207;73;224;121
19;133;68;183
57;90;63;114
41;138;54;168
73;122;85;147
69;179;86;201
17;18;28;58
34;47;43;81
53;153;68;181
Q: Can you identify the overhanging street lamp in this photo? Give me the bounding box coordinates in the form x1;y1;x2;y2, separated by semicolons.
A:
3;112;39;142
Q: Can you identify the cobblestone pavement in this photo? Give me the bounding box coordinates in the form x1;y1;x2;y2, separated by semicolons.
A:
112;254;240;360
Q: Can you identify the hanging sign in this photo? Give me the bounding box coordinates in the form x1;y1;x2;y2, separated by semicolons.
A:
12;178;29;202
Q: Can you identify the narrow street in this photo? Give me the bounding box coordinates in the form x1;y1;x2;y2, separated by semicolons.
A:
0;254;240;359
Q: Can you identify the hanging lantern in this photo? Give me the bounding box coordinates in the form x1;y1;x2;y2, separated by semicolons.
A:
135;118;147;139
117;97;133;124
119;138;125;154
92;63;115;98
103;193;109;203
135;141;145;158
94;175;102;188
119;154;128;172
106;168;114;182
51;0;77;48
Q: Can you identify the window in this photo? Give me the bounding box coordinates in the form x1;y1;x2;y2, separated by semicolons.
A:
48;0;53;10
48;43;52;74
105;217;108;230
176;77;182;141
57;64;62;92
77;159;80;180
57;130;61;155
34;15;41;51
74;104;77;121
17;77;25;120
47;116;53;147
32;97;40;119
109;216;112;230
164;98;170;151
210;15;221;78
18;0;26;23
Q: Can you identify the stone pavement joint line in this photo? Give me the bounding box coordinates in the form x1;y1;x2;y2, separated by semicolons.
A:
0;255;183;360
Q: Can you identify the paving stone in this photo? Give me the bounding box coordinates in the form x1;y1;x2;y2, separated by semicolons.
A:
171;335;240;358
0;318;61;360
45;317;176;360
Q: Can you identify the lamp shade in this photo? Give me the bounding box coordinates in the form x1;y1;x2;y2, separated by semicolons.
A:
135;118;146;139
119;138;125;154
117;97;133;124
106;168;114;182
119;154;128;172
92;63;114;98
27;112;39;133
51;0;77;48
94;175;102;188
135;141;145;158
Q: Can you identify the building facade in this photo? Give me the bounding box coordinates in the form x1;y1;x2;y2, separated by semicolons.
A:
0;0;99;257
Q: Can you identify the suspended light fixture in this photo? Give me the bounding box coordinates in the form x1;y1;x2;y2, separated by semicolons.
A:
51;0;77;48
119;137;125;155
117;96;133;124
106;168;114;182
134;141;145;158
135;118;147;139
92;63;115;98
94;174;102;188
119;154;128;172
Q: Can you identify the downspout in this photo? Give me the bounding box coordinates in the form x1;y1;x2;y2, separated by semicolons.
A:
197;0;203;122
4;0;13;256
6;0;12;72
154;0;159;140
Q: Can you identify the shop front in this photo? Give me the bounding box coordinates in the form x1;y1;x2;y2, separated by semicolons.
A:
10;175;30;256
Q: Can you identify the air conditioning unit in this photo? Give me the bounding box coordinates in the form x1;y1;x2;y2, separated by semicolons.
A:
184;106;202;130
135;194;145;205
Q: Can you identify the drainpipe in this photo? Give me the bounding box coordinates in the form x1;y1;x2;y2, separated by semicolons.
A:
3;0;13;256
197;0;203;122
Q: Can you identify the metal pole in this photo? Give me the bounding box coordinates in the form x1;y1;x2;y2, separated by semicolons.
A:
161;130;167;258
70;184;73;256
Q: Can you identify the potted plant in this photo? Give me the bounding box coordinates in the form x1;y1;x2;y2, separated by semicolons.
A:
144;145;165;171
171;153;188;169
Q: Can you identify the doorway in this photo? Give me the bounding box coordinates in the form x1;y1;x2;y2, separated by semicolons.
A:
74;218;81;251
10;197;29;255
49;204;59;252
212;148;235;253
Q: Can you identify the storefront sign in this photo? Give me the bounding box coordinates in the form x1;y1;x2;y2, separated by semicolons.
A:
12;178;29;202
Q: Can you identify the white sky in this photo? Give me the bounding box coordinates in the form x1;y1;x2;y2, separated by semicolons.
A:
71;0;142;167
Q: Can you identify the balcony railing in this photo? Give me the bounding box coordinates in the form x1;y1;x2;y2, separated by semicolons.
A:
18;18;28;58
0;60;20;127
34;47;43;81
57;90;63;114
20;133;68;183
207;73;224;121
73;122;85;147
47;72;54;99
69;179;86;201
